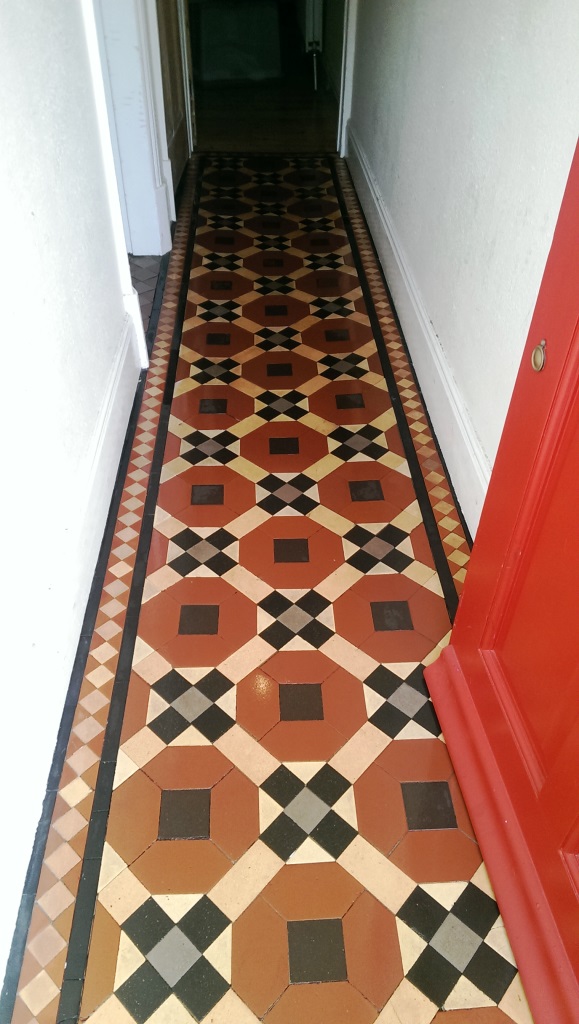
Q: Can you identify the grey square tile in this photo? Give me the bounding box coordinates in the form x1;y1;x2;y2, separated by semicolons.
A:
285;789;329;833
388;682;428;718
430;913;483;972
147;927;200;986
172;687;213;722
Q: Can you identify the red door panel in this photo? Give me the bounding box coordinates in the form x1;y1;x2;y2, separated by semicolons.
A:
425;142;579;1024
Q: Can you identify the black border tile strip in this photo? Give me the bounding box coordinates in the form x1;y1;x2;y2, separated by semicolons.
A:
0;366;150;1024
55;157;204;1023
329;156;461;620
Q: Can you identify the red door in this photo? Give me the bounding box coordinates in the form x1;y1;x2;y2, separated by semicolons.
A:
425;144;579;1024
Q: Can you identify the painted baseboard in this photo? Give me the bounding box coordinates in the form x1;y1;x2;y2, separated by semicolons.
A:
346;126;490;536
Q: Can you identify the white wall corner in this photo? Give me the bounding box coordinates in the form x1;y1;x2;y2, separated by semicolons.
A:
346;126;490;535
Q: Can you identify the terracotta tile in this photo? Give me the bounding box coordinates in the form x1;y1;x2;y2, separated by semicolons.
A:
145;745;232;791
237;665;280;740
432;1011;516;1024
211;768;260;861
80;904;121;1019
264;980;377;1024
239;420;328;474
389;829;482;884
132;838;230;893
263;863;363;920
119;673;150;744
232;897;289;1016
107;771;160;866
343;890;403;1008
377;739;453;782
355;763;407;857
240;516;343;590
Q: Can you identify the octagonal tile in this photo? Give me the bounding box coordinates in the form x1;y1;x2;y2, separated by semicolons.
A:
239;517;343;590
158;466;255;527
309;380;390;426
333;575;450;663
237;651;367;761
239;421;328;473
241;350;317;391
292;231;347;255
297;270;359;299
171;384;253;429
189;270;253;302
243;295;310;329
318;462;414;524
243;250;303;276
196;228;251;254
180;322;254;359
138;578;256;667
301;318;374;354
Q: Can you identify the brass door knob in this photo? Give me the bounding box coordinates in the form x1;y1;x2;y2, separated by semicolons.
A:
531;340;546;372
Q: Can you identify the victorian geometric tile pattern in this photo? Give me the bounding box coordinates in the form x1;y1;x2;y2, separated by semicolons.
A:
9;156;533;1024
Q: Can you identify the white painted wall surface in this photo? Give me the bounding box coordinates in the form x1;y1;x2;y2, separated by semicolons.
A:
347;0;579;531
0;0;142;978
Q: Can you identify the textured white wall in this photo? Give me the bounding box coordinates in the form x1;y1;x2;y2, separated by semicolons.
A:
0;0;142;975
348;0;579;527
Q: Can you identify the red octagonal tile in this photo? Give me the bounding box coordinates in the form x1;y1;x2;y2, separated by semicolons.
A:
302;318;374;354
240;517;343;590
171;384;254;429
188;270;252;301
243;295;310;329
318;462;414;524
180;321;254;359
241;350;317;390
309;380;390;426
240;420;328;473
158;465;255;527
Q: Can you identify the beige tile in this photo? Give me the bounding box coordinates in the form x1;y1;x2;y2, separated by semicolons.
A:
53;807;86;841
308;506;352;538
45;842;80;881
204;925;232;983
444;976;495;1011
98;843;127;892
99;868;149;925
204;989;260;1024
330;722;390;782
287;838;334;865
120;727;165;769
60;777;91;808
395;918;426;973
131;637;155;668
402;561;437;586
218;636;273;684
113;749;139;789
420;881;467;911
333;787;358;830
499;975;535;1024
37;880;75;920
375;978;437;1024
227;457;264;483
113;931;145;990
153;894;203;922
226;507;270;539
20;971;60;1016
87;665;115;688
209;841;282;921
133;650;172;684
148;994;196;1023
316;565;364;602
307;453;343;482
222;564;271;602
28;924;66;968
86;994;142;1024
338;836;415;913
216;725;279;785
485;921;517;966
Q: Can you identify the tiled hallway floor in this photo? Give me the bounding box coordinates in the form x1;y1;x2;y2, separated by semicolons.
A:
10;156;534;1024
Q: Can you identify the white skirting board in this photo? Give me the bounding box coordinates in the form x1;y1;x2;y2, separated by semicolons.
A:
346;126;490;536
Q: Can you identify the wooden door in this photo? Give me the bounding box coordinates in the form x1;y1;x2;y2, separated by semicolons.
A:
425;144;579;1024
156;0;193;194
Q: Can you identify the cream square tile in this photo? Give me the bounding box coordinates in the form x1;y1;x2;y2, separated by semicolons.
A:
121;727;165;768
28;924;66;968
218;636;273;684
330;721;390;782
60;777;92;808
67;745;99;776
86;665;114;688
339;836;415;913
134;650;172;684
20;971;60;1016
37;880;75;920
375;979;437;1024
98;843;127;892
216;725;279;785
53;807;86;842
209;842;282;921
45;842;81;881
99;868;149;925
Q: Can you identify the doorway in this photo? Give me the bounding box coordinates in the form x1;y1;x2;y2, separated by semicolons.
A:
189;0;344;151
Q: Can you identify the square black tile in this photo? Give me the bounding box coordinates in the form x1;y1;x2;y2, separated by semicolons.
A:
191;484;225;505
194;704;235;742
153;670;191;704
397;888;448;942
401;781;457;831
349;479;384;502
279;683;323;721
287;919;347;983
179;604;219;635
261;765;304;806
371;600;413;632
116;961;172;1023
261;813;307;860
310;811;357;858
269;436;300;454
158;789;211;840
325;328;350;342
451;883;500;938
206;332;231;345
273;538;309;563
265;304;288;317
463;942;517;1002
196;668;233;702
407;945;461;1005
308;765;350;805
199;398;227;414
179;896;230;953
267;362;293;377
264;257;284;267
174;958;229;1020
214;234;234;246
335;392;365;409
123;898;174;955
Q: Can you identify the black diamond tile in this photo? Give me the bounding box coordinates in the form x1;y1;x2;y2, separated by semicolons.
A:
371;600;413;632
205;551;236;576
170;552;200;577
196;669;233;702
407;945;461;1005
174;958;229;1020
279;683;323;721
296;590;330;616
123;899;174;955
158;789;211;840
194;705;235;741
463;943;517;1002
369;702;410;738
192;484;225;505
273;538;309;563
310;811;357;858
259;591;292;617
308;765;350;805
397;888;448;942
179;604;219;635
179;896;230;952
262;765;304;806
298;619;333;648
148;707;189;744
261;813;307;860
116;961;172;1023
364;666;402;699
260;621;295;650
413;700;441;736
401;781;457;831
379;524;408;546
153;670;191;704
384;549;413;572
287;919;347;983
452;883;500;938
349;479;384;502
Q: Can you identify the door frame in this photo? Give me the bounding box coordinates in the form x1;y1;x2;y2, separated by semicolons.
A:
338;0;358;156
425;144;579;1024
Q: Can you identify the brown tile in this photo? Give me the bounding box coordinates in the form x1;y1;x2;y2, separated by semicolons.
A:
263;863;363;920
264;980;377;1024
132;838;230;892
432;1011;516;1024
389;828;482;884
354;764;407;858
377;739;453;782
145;745;232;790
80;904;121;1019
232;897;289;1016
107;771;160;866
211;768;260;861
240;420;328;473
343;890;403;1008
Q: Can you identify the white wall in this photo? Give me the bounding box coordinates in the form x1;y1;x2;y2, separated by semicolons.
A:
347;0;579;532
0;0;143;976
